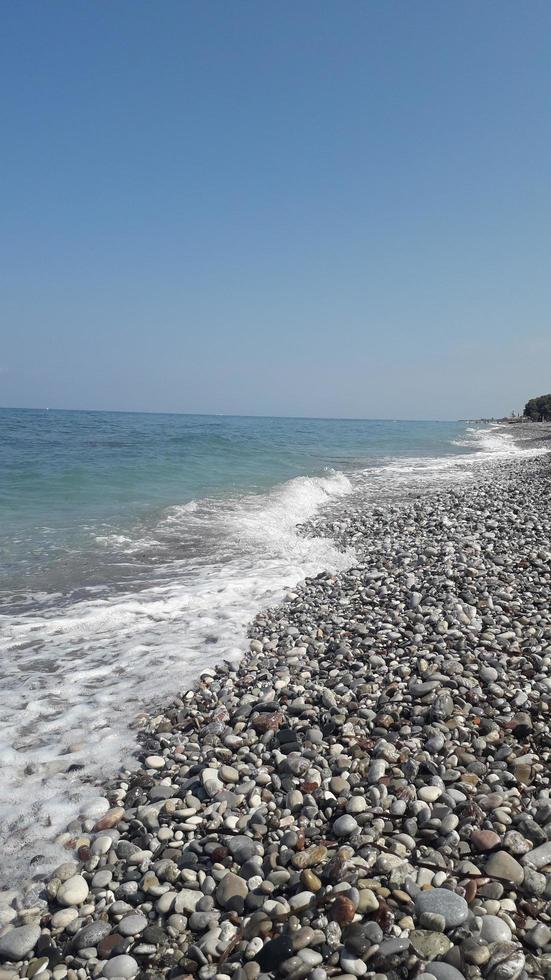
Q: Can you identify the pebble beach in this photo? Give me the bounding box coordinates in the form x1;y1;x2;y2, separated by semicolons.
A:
2;426;551;980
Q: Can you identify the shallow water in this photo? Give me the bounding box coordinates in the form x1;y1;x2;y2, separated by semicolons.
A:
0;409;533;883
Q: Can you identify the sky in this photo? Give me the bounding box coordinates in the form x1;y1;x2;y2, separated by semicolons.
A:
1;1;550;420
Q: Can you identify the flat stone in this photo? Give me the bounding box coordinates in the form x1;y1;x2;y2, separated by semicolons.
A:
0;925;41;962
347;796;368;814
409;930;452;960
91;869;113;889
522;841;551;870
462;938;491;966
173;889;202;914
227;835;257;864
26;956;49;978
91;834;113;856
415;889;469;929
216;872;248;910
292;846;328;869
485;851;524;885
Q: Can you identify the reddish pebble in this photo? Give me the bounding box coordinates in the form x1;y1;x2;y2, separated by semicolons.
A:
77;845;91;861
252;711;284;734
464;879;478;903
471;829;501;852
97;933;125;959
330;895;356;925
93;806;125;832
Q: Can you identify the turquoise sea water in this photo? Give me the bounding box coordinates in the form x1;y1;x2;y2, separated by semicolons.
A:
0;408;521;883
2;411;478;596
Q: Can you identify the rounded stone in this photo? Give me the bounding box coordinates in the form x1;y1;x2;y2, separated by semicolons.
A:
419;786;442;803
102;954;139;978
333;815;359;837
340;951;368;976
415;889;469;929
429;966;466;980
471;830;501;852
343;923;381;955
56;875;89;907
117;913;148;937
91;869;113;889
479;915;512;943
220;765;239;783
357;888;379;913
72;920;112;950
51;909;79;930
291;927;316;952
91;834;113;856
330;895;356;925
346;796;368;814
256;936;294;972
0;924;41;962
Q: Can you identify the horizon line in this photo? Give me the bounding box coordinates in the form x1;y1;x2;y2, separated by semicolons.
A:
0;404;482;424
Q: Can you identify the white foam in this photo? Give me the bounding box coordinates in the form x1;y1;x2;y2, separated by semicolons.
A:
1;425;545;886
366;425;546;484
0;469;354;885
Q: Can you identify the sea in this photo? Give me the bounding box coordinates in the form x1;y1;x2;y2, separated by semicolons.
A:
0;408;528;885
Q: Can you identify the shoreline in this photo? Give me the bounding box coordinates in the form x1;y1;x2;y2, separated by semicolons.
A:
2;436;551;979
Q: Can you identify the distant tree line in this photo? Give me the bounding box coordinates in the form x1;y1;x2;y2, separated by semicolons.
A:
524;394;551;421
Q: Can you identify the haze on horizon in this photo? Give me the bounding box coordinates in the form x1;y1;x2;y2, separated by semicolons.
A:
2;1;550;421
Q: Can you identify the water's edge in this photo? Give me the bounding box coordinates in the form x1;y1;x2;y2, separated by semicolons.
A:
1;420;548;888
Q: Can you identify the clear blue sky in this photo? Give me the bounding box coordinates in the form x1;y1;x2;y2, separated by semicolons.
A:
1;1;550;419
